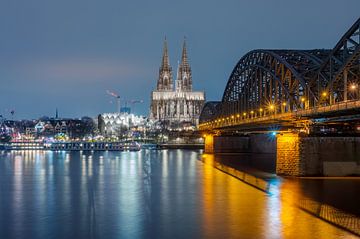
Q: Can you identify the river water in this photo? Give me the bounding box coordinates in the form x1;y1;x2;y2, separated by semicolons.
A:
0;150;357;239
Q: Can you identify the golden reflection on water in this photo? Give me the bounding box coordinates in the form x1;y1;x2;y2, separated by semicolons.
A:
201;154;357;239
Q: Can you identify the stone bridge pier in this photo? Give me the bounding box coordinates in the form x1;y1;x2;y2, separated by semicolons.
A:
204;133;360;176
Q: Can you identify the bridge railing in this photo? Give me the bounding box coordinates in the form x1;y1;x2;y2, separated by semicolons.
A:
199;100;360;131
294;99;360;117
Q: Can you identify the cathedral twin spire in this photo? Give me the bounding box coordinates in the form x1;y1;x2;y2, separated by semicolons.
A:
157;38;192;92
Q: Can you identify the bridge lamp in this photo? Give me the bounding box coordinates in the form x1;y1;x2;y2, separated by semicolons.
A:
269;104;275;110
282;102;287;106
322;92;328;97
259;108;263;112
236;114;240;118
231;115;234;119
250;110;254;114
300;97;305;102
243;112;247;116
350;84;357;90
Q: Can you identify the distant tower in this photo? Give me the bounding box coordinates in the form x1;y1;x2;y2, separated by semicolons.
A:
157;38;173;91
177;38;192;91
55;108;59;119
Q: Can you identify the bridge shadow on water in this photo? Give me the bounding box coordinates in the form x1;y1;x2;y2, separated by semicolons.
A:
200;153;360;236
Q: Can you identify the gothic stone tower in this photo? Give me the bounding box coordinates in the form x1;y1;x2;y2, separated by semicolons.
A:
150;38;205;128
176;39;192;92
157;38;173;91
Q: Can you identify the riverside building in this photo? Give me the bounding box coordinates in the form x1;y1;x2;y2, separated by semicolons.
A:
150;39;205;129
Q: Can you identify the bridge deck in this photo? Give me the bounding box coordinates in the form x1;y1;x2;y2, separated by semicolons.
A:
199;100;360;131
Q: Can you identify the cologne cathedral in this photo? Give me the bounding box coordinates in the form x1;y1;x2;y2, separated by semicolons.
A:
150;39;205;128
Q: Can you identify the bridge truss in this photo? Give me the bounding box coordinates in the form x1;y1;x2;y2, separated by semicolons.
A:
200;18;360;132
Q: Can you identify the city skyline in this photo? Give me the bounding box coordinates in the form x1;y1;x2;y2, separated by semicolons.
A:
0;0;359;119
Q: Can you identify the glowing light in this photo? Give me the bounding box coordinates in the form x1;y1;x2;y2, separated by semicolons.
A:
269;104;275;110
236;114;240;118
259;108;263;112
322;92;327;97
282;102;287;106
350;84;357;90
271;132;277;136
300;97;305;102
250;110;254;114
231;115;234;119
243;112;247;116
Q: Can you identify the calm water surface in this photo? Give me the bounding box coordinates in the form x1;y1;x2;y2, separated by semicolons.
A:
0;150;356;239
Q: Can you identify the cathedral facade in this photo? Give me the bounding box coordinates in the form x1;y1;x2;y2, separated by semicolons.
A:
150;39;205;128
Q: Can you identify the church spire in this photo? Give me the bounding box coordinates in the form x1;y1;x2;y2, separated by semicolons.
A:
161;37;170;68
178;37;192;91
181;37;189;67
157;37;173;91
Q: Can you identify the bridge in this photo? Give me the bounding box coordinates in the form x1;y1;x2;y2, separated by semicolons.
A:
199;18;360;177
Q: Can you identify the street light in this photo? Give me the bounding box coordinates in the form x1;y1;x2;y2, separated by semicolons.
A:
322;92;328;97
350;84;357;90
350;84;358;99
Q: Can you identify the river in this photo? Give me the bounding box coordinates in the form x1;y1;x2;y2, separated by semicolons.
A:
0;150;357;239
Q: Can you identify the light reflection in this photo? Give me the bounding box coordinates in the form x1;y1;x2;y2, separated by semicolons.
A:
0;150;355;239
200;153;355;238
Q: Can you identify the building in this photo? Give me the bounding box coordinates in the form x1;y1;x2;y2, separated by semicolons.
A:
150;39;205;128
98;113;147;136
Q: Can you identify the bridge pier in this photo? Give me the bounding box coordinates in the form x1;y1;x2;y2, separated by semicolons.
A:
204;133;360;176
276;133;303;176
204;134;215;153
277;134;360;176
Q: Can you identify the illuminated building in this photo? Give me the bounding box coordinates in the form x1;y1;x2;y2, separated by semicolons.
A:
98;113;148;136
150;39;205;128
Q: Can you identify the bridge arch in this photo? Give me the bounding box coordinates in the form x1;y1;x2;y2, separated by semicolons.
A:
199;18;360;125
316;18;360;102
199;101;221;123
220;49;327;117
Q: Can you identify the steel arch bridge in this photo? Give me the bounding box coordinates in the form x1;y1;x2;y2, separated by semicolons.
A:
200;18;360;132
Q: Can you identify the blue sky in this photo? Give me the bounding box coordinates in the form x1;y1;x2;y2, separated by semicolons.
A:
0;0;359;119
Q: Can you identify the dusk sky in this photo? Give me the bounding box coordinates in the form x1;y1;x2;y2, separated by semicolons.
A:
0;0;359;119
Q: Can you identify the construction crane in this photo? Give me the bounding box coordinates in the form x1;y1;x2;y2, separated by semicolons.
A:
106;90;121;113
